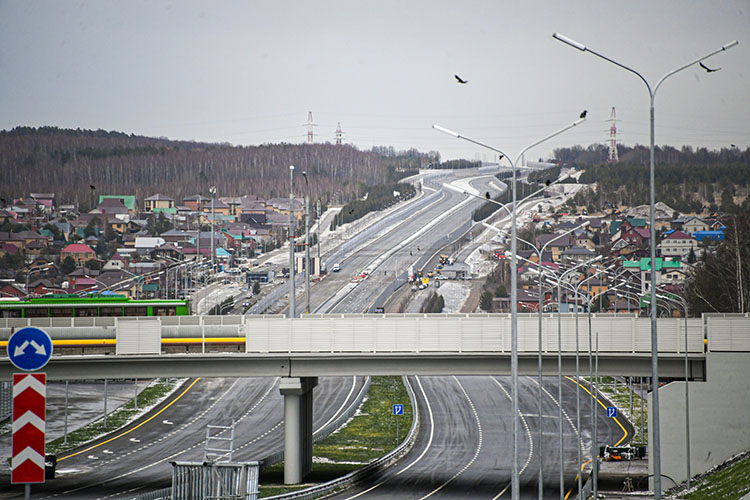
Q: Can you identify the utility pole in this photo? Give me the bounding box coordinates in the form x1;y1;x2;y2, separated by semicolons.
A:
288;166;296;318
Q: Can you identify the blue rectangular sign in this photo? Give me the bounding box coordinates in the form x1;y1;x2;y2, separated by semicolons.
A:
392;404;404;416
607;406;617;418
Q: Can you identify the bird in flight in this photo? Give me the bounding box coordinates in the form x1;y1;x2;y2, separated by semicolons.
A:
580;110;587;119
89;185;96;190
455;74;468;84
699;62;721;73
348;208;354;214
485;192;491;200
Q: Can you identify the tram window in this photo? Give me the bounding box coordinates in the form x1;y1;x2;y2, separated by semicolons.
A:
25;308;49;318
75;308;98;317
154;306;176;316
50;308;74;317
100;307;123;317
1;309;22;318
124;307;148;317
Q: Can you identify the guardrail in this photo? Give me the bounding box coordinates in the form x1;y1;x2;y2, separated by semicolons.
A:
259;377;372;469
264;375;420;500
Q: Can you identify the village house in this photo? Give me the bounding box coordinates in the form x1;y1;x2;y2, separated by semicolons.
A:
658;231;697;260
61;243;96;266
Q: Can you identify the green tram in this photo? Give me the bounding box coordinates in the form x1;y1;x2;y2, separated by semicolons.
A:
0;294;190;318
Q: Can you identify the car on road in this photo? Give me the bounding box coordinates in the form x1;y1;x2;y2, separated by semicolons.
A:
332;263;340;272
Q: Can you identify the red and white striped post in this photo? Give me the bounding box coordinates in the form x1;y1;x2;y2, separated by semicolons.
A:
12;373;47;487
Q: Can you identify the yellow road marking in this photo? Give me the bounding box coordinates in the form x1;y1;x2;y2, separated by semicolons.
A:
58;378;201;461
1;338;242;347
564;459;593;500
561;376;630;499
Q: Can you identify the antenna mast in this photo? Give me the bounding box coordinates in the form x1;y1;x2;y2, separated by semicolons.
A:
307;112;314;144
608;107;619;163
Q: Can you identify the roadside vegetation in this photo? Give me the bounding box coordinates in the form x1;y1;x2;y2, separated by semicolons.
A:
589;376;647;445
258;376;414;498
667;451;750;500
45;378;184;456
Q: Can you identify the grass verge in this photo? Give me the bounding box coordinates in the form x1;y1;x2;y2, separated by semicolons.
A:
667;451;750;500
258;376;413;498
46;378;183;456
588;376;647;445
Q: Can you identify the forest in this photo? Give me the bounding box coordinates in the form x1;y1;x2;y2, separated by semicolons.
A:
554;143;750;214
0;127;434;210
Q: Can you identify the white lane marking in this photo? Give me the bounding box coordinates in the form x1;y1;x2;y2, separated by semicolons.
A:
341;376;431;499
418;376;483;499
129;438;140;443
490;376;535;500
51;378;277;499
87;455;98;460
316;376;358;432
162;420;173;425
394;376;433;476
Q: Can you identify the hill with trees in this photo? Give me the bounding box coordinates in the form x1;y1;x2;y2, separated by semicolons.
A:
0;126;436;210
553;144;749;214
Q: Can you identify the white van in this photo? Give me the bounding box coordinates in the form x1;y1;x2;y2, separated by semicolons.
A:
332;263;340;272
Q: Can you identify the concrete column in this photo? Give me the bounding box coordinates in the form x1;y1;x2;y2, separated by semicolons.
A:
280;377;318;484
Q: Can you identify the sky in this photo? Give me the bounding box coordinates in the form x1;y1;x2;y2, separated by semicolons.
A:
1;1;748;162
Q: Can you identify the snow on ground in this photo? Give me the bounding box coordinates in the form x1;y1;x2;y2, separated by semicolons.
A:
436;282;470;313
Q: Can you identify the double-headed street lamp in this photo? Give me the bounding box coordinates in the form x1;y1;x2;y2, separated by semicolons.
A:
553;33;738;497
434;116;585;500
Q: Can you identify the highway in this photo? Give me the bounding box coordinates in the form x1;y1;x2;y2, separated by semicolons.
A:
330;376;632;499
3;376;366;499
2;170;632;499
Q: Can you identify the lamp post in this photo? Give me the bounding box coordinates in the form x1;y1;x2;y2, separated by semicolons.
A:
25;264;54;297
435;116;585;500
209;186;217;272
488;220;589;500
288;165;296;319
302;171;311;315
553;32;738;498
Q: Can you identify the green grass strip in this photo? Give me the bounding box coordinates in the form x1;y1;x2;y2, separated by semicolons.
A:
259;376;413;497
45;378;182;456
669;452;750;500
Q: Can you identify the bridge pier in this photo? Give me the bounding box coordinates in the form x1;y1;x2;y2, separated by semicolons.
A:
279;376;318;484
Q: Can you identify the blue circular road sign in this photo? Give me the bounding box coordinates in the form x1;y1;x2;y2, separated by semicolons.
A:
7;327;53;371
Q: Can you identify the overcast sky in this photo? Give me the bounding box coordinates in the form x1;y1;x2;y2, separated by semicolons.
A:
1;1;747;162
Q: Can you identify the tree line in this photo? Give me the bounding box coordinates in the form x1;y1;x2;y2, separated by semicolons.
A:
0;127;435;211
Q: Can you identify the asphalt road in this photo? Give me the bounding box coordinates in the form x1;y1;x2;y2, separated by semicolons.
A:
329;375;631;499
1;376;366;499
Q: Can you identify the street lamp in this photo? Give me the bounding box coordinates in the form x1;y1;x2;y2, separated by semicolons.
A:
553;32;738;498
25;264;54;297
302;170;311;314
209;186;217;271
289;165;296;319
488;220;589;499
434;116;586;500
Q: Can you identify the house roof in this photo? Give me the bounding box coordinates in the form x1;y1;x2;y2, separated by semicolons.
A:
144;193;174;201
183;194;211;202
536;233;573;248
62;243;95;254
663;230;692;240
99;195;136;211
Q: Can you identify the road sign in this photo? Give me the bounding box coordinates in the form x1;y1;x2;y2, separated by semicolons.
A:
12;373;46;484
607;406;618;418
392;404;404;416
8;327;53;371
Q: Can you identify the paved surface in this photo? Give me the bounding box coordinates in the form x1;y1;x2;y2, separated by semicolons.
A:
0;376;366;499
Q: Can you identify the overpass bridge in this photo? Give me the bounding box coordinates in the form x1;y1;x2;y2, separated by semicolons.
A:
2;313;747;484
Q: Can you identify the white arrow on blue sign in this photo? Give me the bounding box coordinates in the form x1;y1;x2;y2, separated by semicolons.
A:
392;404;404;416
606;406;617;418
8;327;53;371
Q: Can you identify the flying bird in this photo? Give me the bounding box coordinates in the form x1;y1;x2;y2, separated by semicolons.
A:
348;208;354;214
455;74;468;84
580;110;587;119
485;192;491;200
699;62;721;73
89;185;96;190
731;144;737;148
545;179;552;187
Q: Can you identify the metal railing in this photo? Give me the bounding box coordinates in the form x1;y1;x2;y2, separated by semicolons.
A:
263;376;420;500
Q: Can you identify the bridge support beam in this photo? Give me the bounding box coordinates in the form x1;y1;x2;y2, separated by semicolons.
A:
280;376;318;484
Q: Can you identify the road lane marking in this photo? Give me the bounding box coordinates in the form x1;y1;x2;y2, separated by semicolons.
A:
58;378;201;461
418;376;483;499
316;376;359;432
341;376;430;499
490;376;535;499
